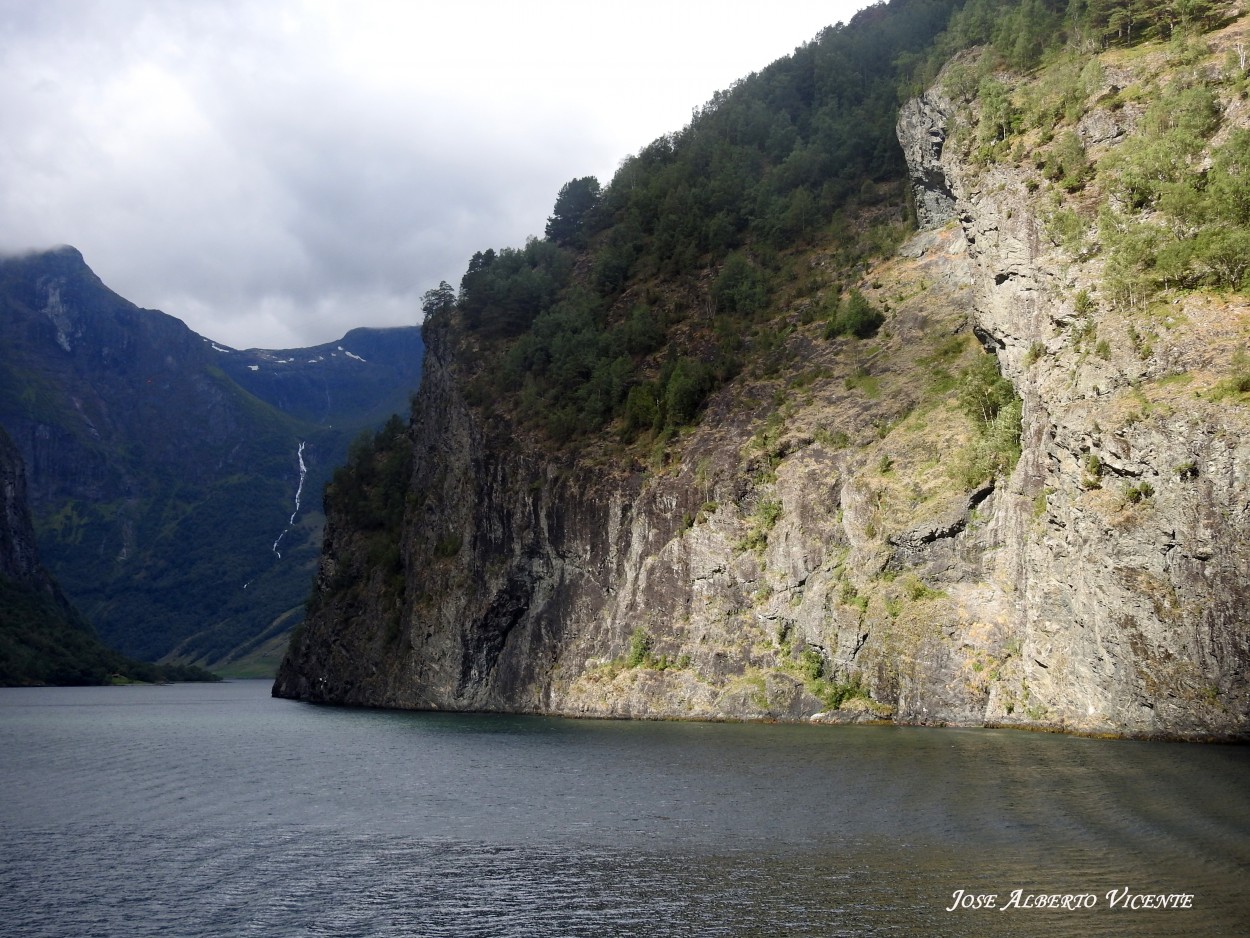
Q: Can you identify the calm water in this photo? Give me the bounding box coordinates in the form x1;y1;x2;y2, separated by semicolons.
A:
1;680;1248;937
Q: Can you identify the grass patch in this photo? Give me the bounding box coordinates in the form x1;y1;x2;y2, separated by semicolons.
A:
844;370;882;398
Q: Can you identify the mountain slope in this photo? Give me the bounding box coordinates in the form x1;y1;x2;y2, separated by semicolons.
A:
0;425;217;685
0;246;422;669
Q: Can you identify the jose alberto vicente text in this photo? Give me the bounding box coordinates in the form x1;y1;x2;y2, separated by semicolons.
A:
946;888;1195;912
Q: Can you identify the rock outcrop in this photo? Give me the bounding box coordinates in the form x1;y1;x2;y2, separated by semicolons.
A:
277;59;1249;740
897;89;957;230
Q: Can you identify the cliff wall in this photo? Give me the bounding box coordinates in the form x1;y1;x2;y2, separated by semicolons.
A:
1;425;122;685
277;48;1250;739
895;68;1250;738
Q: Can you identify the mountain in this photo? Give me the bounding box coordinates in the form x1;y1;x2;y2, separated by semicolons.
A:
276;1;1249;739
0;246;422;671
0;425;217;684
216;327;423;429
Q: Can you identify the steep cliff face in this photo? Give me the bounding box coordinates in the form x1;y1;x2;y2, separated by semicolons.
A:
279;223;1004;727
278;41;1250;739
894;49;1250;737
0;428;45;586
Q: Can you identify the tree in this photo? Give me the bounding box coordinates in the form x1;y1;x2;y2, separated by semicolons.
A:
978;78;1018;145
664;358;715;426
545;176;602;247
420;281;456;320
1206;130;1250;226
623;383;660;437
712;252;770;317
959;353;1016;426
1196;226;1250;287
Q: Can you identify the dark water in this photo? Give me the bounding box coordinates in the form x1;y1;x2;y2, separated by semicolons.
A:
1;681;1248;937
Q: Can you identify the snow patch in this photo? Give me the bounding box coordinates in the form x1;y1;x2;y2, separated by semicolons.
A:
248;364;260;372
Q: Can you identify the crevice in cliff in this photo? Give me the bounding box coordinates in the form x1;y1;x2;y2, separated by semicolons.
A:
973;325;1004;351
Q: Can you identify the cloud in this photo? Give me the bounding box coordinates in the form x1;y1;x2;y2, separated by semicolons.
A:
0;0;866;349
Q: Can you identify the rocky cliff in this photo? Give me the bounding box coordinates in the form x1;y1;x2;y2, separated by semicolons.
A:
277;35;1250;740
891;56;1250;738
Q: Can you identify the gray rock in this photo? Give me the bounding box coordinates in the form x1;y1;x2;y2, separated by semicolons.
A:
897;90;958;230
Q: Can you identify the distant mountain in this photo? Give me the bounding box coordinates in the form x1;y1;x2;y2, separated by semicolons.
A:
0;246;422;671
218;327;423;429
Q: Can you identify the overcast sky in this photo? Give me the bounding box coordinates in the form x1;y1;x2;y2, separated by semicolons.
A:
1;0;874;350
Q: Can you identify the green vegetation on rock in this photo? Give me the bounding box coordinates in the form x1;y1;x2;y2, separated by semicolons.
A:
436;0;967;449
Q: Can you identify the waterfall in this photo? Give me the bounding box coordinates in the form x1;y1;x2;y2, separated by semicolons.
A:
271;440;307;560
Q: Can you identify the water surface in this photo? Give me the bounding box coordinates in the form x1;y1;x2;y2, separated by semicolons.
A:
2;680;1247;936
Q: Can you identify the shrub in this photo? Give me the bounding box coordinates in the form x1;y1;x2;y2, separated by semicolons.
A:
958;354;1016;426
433;533;462;558
825;289;885;339
626;628;654;668
756;498;783;528
1210;350;1250;400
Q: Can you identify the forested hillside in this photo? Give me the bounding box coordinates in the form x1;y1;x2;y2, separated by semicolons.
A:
0;426;217;685
411;0;1232;451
